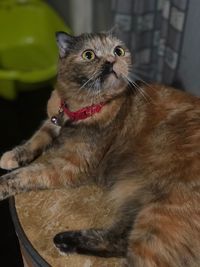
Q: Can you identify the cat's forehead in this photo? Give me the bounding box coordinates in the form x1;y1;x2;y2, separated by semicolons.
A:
81;34;124;55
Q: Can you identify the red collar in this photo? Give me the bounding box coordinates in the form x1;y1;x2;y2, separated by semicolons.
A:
60;101;105;121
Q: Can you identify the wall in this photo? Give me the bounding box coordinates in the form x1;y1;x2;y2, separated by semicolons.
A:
177;0;200;95
47;0;112;34
47;0;93;34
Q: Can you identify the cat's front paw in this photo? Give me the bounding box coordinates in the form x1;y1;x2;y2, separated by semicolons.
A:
0;150;19;170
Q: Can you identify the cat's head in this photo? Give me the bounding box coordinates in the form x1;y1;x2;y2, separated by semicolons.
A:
56;31;132;105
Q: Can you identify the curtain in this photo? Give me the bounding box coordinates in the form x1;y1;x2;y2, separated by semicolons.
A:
112;0;189;86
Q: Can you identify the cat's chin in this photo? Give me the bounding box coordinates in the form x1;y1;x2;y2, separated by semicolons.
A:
103;73;126;92
110;70;120;79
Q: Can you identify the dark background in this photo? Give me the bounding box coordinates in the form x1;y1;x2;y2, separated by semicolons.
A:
0;86;52;266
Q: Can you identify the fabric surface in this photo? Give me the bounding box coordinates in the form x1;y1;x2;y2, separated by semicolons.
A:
15;187;125;267
112;0;189;85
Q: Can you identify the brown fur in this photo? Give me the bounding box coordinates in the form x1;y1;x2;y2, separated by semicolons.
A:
1;32;200;266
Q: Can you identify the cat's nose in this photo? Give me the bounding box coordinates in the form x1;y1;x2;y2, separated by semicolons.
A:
104;61;114;73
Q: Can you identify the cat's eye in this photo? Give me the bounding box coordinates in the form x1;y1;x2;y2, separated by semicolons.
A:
114;46;125;57
82;50;96;61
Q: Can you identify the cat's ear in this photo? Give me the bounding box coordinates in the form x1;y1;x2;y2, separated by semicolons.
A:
56;32;75;58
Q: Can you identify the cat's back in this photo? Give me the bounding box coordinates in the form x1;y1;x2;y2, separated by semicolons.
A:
147;84;200;143
129;83;200;139
134;83;200;118
123;84;200;182
125;85;200;267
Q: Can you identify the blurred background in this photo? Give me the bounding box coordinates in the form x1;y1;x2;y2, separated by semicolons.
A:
0;0;200;266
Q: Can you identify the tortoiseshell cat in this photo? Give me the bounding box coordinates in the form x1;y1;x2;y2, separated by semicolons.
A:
1;31;200;267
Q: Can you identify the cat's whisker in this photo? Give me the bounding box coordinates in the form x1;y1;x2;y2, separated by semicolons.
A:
122;74;153;104
133;79;152;104
85;78;100;106
77;78;95;97
122;75;139;96
131;73;157;99
95;83;102;105
133;69;152;81
73;71;101;105
131;72;153;89
94;79;103;104
133;83;151;104
77;69;101;93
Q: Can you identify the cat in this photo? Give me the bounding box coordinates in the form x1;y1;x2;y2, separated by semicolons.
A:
1;31;200;267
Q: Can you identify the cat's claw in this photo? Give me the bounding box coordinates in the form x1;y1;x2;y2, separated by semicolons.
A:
0;151;19;170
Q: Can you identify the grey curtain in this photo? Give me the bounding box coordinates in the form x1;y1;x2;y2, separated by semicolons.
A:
112;0;189;86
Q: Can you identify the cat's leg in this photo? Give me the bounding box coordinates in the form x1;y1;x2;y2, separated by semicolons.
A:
0;164;56;200
54;227;128;258
0;120;60;170
54;201;139;258
0;147;89;200
54;181;144;258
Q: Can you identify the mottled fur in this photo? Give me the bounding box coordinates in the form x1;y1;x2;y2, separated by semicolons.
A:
1;32;200;267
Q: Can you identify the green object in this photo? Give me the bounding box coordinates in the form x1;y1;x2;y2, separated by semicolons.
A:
0;0;71;100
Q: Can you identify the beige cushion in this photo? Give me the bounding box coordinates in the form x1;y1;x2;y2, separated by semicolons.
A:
15;186;125;267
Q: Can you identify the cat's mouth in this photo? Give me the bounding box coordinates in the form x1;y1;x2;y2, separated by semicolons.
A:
100;62;119;79
78;63;124;93
98;62;121;85
100;70;119;81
